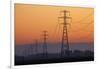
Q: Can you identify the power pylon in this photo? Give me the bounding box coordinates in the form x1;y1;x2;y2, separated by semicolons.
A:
34;40;38;56
58;10;72;56
42;30;48;56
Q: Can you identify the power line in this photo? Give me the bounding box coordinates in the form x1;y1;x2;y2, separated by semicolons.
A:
69;20;94;32
72;13;93;24
52;18;62;42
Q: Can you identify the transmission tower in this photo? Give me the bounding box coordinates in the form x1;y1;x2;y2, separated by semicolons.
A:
42;30;48;57
34;40;38;56
58;10;72;56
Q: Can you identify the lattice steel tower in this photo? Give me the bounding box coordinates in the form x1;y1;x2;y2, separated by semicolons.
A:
58;10;72;56
42;30;48;56
34;40;38;56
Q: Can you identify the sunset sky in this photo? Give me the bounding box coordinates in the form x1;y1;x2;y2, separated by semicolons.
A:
15;4;94;45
